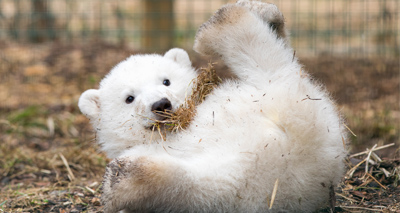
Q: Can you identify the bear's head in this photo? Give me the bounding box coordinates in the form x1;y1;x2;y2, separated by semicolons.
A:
78;48;197;158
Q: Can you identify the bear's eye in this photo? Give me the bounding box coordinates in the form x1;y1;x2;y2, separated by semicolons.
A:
163;79;171;86
125;96;135;104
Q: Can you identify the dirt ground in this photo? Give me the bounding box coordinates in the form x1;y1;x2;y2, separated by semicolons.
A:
0;41;399;212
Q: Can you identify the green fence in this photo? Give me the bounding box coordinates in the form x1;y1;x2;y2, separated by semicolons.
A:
0;0;399;57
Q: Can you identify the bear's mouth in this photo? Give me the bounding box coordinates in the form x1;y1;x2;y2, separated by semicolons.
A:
152;109;173;121
147;110;174;130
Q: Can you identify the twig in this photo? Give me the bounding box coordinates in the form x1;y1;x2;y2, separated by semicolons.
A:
365;144;377;174
59;153;75;181
350;143;395;158
336;193;358;203
269;179;279;209
340;206;384;211
343;123;357;137
365;172;387;190
292;50;296;62
379;167;391;178
85;186;96;194
347;158;367;178
341;135;346;150
371;152;382;163
157;124;166;141
301;95;321;101
358;178;372;188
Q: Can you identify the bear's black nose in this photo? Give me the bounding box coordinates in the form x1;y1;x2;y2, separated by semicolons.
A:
151;98;172;114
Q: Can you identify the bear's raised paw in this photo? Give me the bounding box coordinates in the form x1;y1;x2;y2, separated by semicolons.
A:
194;0;287;56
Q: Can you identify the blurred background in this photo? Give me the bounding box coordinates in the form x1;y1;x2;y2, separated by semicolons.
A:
0;0;399;211
0;0;398;56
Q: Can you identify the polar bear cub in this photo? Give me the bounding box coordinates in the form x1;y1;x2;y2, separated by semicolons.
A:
79;0;347;212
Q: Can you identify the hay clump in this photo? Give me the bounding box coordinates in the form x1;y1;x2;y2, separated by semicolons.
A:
153;62;221;134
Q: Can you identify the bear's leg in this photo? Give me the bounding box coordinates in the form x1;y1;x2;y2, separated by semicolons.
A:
194;0;294;83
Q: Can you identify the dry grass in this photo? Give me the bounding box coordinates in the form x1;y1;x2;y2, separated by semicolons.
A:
152;62;221;137
0;106;106;212
335;143;400;212
0;41;399;212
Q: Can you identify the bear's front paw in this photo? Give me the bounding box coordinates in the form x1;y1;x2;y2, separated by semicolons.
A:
102;157;133;213
101;156;175;213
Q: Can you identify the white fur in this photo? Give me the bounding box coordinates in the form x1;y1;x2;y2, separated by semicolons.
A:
79;1;348;212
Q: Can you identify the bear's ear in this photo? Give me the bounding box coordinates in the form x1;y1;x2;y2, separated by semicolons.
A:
164;48;192;68
78;89;100;120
